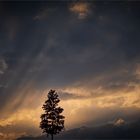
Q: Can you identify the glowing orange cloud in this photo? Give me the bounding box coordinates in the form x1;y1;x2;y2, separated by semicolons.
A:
69;2;91;19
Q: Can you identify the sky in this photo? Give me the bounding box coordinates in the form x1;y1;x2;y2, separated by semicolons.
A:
0;0;140;140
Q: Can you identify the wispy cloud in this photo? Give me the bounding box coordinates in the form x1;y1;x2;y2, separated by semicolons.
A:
0;59;8;74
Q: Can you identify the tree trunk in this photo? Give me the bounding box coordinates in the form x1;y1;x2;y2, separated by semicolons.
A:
51;134;53;140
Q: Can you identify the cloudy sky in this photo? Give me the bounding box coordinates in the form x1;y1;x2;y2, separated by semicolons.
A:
0;0;140;140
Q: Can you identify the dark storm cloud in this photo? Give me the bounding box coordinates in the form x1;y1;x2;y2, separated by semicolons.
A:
0;2;140;140
0;0;140;116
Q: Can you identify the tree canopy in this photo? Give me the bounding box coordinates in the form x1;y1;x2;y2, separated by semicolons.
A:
40;90;65;140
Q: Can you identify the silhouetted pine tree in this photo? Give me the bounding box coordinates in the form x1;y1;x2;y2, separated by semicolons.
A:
40;89;65;140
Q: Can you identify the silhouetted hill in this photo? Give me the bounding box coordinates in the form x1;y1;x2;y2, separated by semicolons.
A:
17;119;140;140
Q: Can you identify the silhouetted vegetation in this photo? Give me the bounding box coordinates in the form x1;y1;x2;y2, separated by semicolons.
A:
40;90;65;140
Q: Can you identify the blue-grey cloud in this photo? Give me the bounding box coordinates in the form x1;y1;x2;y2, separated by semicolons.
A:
0;0;140;111
0;1;140;139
